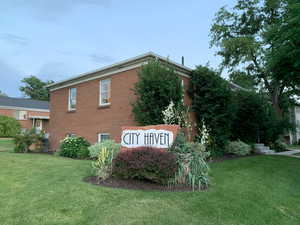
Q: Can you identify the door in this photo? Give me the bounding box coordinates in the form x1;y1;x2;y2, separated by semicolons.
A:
35;119;43;132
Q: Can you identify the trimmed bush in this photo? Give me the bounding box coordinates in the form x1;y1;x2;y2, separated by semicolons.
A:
231;90;291;144
132;60;183;125
226;140;251;156
113;148;177;184
188;66;234;156
14;128;45;153
88;140;120;159
58;136;90;159
0;115;21;137
272;140;288;152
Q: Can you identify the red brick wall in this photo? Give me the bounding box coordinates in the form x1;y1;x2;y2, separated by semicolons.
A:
49;67;193;150
0;108;49;131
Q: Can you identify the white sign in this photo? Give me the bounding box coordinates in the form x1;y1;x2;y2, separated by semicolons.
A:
121;129;174;149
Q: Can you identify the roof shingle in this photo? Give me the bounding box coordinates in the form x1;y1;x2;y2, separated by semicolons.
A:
0;96;49;110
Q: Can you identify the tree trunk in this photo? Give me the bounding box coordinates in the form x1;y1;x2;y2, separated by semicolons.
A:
270;89;283;119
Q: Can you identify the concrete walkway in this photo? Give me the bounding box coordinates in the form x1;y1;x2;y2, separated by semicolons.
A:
273;149;300;158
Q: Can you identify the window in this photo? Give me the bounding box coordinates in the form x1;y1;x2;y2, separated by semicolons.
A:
14;110;27;120
66;133;76;138
98;133;110;142
181;79;185;101
68;88;77;110
100;79;111;106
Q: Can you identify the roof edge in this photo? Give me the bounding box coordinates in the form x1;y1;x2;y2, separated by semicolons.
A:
46;52;192;91
0;105;50;112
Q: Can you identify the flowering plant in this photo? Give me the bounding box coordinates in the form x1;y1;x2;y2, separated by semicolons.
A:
58;136;90;159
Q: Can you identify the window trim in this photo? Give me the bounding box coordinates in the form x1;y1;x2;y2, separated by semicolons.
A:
98;133;110;142
99;78;111;106
68;87;77;111
15;110;27;121
66;133;76;138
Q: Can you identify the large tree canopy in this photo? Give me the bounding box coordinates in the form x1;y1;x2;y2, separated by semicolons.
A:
210;0;300;117
20;76;54;101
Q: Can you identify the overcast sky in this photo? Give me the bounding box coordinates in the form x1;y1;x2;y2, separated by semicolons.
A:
0;0;235;97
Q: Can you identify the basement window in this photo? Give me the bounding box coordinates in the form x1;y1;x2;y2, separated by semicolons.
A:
67;133;76;138
98;133;110;142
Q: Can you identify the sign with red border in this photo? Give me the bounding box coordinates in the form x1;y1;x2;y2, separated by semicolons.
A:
121;125;180;150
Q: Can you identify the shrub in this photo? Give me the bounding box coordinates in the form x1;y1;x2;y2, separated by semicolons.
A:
272;140;288;152
231;90;292;144
169;141;210;190
92;147;115;181
113;148;178;184
169;125;210;190
58;136;90;159
14;128;45;153
88;140;120;159
0;115;21;137
188;66;234;155
225;140;251;156
132;60;183;125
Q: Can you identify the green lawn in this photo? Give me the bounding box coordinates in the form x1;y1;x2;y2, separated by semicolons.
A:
0;152;300;225
0;138;14;152
288;145;300;150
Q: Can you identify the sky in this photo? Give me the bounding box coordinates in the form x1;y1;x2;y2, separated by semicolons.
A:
0;0;236;97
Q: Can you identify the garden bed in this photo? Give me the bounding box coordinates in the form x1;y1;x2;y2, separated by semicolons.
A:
84;176;205;192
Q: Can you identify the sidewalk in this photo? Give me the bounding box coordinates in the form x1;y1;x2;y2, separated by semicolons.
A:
273;149;300;158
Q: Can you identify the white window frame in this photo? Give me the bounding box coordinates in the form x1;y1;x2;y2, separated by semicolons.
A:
68;87;77;111
66;133;76;138
99;78;111;106
15;110;27;120
98;133;110;142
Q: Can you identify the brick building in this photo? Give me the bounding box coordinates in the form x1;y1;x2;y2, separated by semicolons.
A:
47;52;193;150
0;96;50;134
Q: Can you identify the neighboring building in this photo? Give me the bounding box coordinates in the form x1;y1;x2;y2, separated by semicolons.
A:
0;96;50;134
47;52;193;150
287;105;300;144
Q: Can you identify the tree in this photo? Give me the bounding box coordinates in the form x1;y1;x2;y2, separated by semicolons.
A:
188;66;234;155
0;115;21;137
132;60;183;125
0;90;7;97
229;71;257;90
210;0;300;118
265;0;300;103
20;76;54;101
231;90;290;144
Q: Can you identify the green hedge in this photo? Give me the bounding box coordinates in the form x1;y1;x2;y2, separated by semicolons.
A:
0;115;21;137
58;136;90;159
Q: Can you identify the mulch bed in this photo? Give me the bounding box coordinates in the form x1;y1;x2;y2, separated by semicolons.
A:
84;176;204;192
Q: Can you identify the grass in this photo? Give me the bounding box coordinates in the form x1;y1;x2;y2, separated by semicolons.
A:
0;138;14;152
0;152;300;225
288;144;300;150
